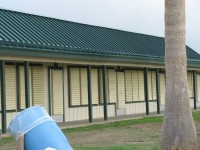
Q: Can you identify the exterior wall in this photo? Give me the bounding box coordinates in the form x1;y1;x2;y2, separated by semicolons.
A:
1;58;200;132
125;102;146;115
0;112;17;128
149;101;157;113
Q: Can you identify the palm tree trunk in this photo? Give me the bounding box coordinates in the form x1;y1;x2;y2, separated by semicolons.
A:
161;0;197;149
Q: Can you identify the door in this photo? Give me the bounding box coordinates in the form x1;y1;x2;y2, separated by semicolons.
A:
116;72;126;115
49;69;64;122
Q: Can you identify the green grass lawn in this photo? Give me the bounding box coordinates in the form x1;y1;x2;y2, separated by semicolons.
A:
0;111;200;150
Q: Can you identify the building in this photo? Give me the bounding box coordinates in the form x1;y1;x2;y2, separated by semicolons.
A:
1;9;200;133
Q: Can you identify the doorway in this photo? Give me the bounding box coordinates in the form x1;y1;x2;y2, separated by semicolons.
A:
49;68;64;122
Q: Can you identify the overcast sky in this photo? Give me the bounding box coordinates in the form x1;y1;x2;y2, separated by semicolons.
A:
0;0;200;53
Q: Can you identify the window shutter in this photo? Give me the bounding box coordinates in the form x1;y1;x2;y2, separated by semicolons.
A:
108;69;116;103
151;71;157;100
80;68;88;105
125;70;133;102
187;72;193;98
70;68;81;105
99;69;103;103
19;66;25;109
138;70;145;101
148;71;153;100
132;70;139;101
32;66;44;106
106;70;110;103
91;69;98;104
51;70;63;114
197;74;200;101
5;65;16;110
117;72;125;108
99;69;109;103
160;73;165;105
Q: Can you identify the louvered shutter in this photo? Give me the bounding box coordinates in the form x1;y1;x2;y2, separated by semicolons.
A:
106;70;110;103
99;69;109;103
29;68;32;106
160;73;165;105
91;69;98;104
138;70;145;101
108;69;116;103
148;71;153;100
5;65;17;110
70;68;81;105
32;66;44;106
19;66;25;109
99;69;103;103
80;68;88;105
125;70;132;102
132;70;139;101
197;74;200;101
117;72;125;108
51;70;63;114
187;72;193;98
151;71;157;100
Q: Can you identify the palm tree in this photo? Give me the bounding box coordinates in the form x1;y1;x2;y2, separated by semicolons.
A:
161;0;197;149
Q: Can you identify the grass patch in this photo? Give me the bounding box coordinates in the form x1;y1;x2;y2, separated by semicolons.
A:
62;115;163;134
0;136;15;144
192;111;200;122
72;143;160;150
63;111;200;134
0;111;199;150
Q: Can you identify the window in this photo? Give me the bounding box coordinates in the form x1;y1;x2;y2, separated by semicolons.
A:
18;65;44;110
31;66;44;106
125;70;145;102
99;69;117;104
69;67;99;106
0;64;17;111
5;65;17;110
160;73;166;105
148;71;157;100
0;65;17;110
0;64;44;111
187;72;194;99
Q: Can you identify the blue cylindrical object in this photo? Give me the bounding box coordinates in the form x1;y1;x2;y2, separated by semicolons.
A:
9;106;73;150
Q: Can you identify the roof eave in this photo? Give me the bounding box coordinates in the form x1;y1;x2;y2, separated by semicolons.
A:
1;46;200;67
0;46;164;64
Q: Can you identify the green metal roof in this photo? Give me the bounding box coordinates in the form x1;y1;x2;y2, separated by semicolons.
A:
0;9;200;65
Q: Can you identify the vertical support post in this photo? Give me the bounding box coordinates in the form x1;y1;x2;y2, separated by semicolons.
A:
102;65;108;121
48;68;52;115
1;60;6;133
156;68;160;114
144;67;149;115
193;70;197;110
24;61;30;108
87;65;93;123
16;65;20;112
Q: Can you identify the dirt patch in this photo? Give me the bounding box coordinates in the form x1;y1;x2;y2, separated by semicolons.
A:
68;123;162;145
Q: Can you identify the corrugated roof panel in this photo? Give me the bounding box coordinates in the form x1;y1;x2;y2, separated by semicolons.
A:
0;8;200;62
